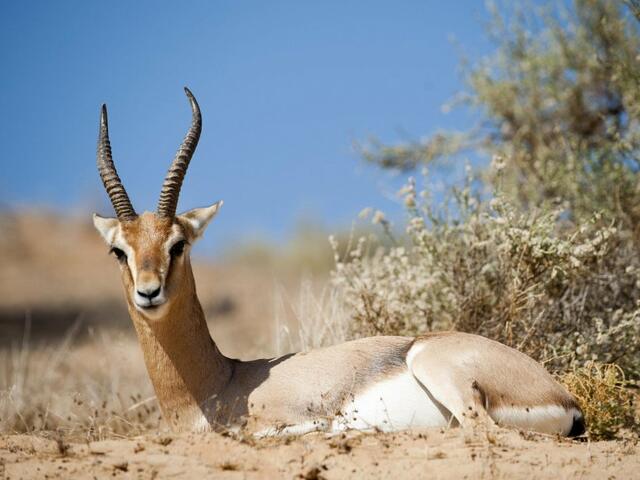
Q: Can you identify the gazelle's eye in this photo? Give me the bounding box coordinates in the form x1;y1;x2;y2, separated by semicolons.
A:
170;240;186;257
110;247;127;262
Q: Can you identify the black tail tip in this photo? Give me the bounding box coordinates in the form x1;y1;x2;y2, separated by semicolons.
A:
568;413;586;437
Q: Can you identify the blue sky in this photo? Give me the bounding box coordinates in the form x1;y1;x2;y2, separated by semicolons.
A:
0;1;493;249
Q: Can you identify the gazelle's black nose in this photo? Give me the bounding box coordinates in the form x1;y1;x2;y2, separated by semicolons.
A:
137;287;161;300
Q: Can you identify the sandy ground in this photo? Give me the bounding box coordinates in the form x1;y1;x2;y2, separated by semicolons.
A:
2;427;639;480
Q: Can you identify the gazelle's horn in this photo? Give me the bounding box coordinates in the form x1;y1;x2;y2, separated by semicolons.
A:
97;104;137;221
157;87;202;218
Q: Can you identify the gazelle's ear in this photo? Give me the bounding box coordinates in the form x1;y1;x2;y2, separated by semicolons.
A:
177;201;223;240
93;214;120;244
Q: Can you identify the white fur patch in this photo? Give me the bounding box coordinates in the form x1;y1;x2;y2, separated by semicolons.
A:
491;405;577;435
332;372;451;433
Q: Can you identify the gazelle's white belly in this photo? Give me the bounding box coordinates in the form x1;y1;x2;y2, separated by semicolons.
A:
331;371;452;432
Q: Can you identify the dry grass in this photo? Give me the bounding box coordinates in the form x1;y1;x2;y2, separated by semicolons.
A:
561;362;639;440
0;323;160;440
273;276;349;355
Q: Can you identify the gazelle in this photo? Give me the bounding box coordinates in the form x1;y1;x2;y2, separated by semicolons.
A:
93;88;585;437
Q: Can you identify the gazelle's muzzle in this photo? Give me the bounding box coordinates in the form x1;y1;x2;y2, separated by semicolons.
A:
134;272;167;310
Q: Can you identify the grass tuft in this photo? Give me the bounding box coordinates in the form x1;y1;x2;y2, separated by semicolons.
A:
561;362;638;440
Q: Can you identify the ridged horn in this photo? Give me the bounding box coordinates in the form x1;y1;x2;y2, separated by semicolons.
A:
157;87;202;218
97;104;137;221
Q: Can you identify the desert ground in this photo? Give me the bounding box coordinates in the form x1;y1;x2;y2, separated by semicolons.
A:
3;427;640;479
1;212;638;479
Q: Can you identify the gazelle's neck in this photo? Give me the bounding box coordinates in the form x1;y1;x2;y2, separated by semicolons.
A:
127;263;233;431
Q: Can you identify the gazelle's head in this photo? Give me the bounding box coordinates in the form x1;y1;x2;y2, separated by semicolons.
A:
92;88;221;320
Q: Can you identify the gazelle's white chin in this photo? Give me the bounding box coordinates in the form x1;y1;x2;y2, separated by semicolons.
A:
135;301;170;320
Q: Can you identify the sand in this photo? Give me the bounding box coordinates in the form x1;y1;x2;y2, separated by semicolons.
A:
2;427;639;479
